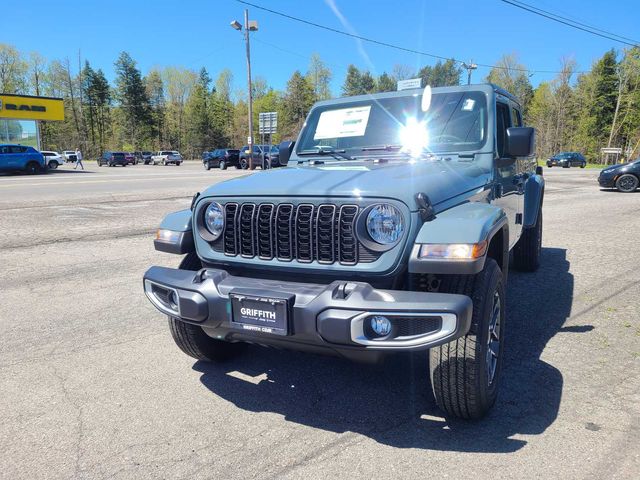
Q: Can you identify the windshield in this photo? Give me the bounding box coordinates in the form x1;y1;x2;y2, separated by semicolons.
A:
296;90;487;156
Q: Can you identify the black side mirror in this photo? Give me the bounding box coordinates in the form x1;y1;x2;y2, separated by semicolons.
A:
505;127;535;157
278;140;295;166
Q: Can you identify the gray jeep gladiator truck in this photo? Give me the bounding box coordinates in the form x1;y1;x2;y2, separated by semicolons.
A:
144;84;544;419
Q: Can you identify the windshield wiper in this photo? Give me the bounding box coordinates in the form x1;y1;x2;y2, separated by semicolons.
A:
361;144;403;152
298;146;355;161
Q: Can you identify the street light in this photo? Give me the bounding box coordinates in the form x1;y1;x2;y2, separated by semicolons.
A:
230;9;258;169
462;61;478;85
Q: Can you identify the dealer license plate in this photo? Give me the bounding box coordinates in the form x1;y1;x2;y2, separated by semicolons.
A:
230;292;289;336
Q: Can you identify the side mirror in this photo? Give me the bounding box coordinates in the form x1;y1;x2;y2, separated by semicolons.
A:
278;140;295;166
505;127;535;157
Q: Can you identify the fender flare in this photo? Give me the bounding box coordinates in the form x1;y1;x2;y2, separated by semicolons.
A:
409;202;508;275
154;209;195;254
523;174;545;228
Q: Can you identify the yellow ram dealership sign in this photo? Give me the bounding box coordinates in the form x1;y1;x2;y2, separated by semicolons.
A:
0;93;65;121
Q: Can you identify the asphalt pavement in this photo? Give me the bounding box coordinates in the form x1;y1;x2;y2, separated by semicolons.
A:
1;162;638;479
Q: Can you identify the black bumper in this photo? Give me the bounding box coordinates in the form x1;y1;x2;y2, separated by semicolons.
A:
143;266;473;360
598;174;615;187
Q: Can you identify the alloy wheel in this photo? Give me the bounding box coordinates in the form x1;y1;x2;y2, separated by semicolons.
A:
486;290;502;386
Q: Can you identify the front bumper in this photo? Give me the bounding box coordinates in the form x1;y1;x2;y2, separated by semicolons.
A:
598;172;616;187
143;266;473;359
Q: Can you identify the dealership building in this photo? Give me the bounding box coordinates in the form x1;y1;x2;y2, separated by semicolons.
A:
0;93;64;149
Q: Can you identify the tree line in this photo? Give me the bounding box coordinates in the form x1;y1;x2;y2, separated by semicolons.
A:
1;42;639;162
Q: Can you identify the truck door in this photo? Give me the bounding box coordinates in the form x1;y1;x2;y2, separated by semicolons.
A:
494;101;523;248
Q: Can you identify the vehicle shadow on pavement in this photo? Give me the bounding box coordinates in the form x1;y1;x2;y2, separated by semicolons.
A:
194;247;574;453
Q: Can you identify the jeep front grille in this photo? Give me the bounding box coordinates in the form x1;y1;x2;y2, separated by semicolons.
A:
217;202;375;265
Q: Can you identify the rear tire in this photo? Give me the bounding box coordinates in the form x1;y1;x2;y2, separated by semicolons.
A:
615;173;639;193
49;161;58;170
429;259;505;419
513;207;543;272
240;159;248;170
168;253;246;362
219;160;227;170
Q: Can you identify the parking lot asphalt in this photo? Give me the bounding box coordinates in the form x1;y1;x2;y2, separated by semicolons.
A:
1;163;638;479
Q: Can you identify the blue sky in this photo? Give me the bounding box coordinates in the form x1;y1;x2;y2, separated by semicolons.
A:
6;0;640;97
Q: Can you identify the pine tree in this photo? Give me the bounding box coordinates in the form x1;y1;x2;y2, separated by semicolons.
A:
114;51;152;148
376;72;396;92
283;71;315;137
360;71;376;93
342;64;363;96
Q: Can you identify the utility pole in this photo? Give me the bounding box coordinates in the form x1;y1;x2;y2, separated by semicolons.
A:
462;60;477;85
231;10;258;169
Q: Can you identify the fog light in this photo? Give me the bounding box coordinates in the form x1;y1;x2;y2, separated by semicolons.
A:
370;315;392;336
169;290;179;310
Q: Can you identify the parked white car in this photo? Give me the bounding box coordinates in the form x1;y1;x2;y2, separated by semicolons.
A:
152;150;183;166
42;151;64;169
63;150;77;162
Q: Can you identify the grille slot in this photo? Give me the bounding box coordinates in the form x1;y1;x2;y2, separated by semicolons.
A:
338;205;359;264
275;204;294;260
256;204;274;259
316;205;336;264
223;203;238;255
213;201;382;265
239;203;256;257
295;204;315;263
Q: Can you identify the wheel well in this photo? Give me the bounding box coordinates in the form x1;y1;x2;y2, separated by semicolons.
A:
487;226;508;281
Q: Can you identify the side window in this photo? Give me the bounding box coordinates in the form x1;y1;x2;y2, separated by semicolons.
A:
496;102;511;158
511;107;522;127
0;146;8;154
10;146;27;153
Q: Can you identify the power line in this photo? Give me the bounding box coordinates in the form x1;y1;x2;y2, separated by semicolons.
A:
499;0;639;47
235;0;584;75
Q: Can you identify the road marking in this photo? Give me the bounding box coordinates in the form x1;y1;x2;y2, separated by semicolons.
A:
0;173;243;188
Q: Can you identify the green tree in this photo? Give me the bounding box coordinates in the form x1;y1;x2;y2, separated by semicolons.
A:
145;69;165;148
360;71;376;93
486;53;534;117
114;51;152;148
0;43;27;93
418;59;461;87
376;72;396;92
185;67;216;156
342;64;363;96
283;70;315;137
306;53;332;101
91;68;111;153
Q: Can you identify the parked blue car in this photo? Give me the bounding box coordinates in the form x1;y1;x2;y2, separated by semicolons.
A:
0;144;45;174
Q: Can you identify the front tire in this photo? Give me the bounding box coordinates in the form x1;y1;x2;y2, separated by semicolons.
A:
219;160;227;170
25;162;40;174
513;207;543;271
240;158;248;170
429;259;505;419
168;253;245;362
615;173;639;193
49;161;58;170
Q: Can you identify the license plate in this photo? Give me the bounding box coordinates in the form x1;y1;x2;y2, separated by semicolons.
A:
230;292;290;336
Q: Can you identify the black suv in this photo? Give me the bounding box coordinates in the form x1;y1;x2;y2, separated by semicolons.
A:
239;144;281;169
547;152;586;168
98;151;128;167
202;149;240;170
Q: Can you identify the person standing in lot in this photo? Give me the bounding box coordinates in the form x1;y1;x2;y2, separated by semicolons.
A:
74;148;84;170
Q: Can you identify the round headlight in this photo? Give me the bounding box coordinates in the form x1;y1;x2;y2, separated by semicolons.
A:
204;202;224;239
366;204;404;245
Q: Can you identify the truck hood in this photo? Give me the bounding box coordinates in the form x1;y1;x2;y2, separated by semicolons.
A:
201;159;490;210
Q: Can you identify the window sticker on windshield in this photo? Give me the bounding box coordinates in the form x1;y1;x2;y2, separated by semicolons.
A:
462;99;475;111
313;106;372;140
